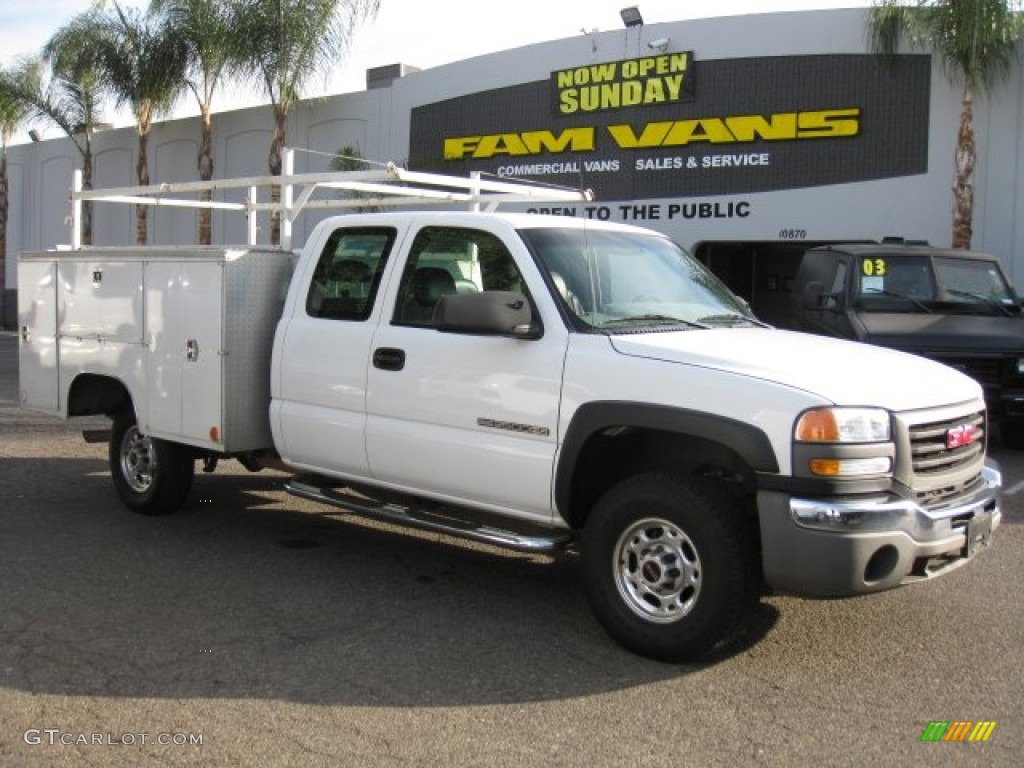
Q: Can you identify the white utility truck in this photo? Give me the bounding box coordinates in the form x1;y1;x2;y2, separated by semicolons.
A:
18;156;1002;661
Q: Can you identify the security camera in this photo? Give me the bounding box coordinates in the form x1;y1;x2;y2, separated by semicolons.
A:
648;38;670;51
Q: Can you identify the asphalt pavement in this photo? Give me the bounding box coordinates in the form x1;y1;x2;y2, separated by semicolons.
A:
0;333;1021;767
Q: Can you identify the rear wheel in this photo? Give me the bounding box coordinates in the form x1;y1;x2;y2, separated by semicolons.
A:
109;411;194;515
581;473;759;662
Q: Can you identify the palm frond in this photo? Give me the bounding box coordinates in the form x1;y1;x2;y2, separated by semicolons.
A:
0;63;36;137
869;0;1024;90
151;0;237;105
77;1;188;118
0;55;100;156
233;0;380;111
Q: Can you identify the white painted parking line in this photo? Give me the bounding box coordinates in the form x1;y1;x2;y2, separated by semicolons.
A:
1004;478;1024;496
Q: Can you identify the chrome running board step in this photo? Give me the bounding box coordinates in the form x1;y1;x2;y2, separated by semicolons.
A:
284;476;572;554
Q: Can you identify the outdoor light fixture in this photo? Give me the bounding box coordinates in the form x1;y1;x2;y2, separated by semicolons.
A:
620;6;643;28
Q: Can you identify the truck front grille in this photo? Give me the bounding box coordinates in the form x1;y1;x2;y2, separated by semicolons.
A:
897;408;986;509
909;411;985;475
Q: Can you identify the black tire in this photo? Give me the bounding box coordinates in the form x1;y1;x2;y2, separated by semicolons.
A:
1001;418;1024;450
581;473;759;662
109;411;194;515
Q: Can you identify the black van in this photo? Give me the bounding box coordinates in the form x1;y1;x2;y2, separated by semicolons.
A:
792;240;1024;447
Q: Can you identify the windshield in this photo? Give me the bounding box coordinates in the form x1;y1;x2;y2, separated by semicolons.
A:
934;256;1016;305
519;227;755;330
857;254;1016;311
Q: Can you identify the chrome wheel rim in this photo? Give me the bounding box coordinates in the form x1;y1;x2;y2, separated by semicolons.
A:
120;425;156;493
613;517;701;624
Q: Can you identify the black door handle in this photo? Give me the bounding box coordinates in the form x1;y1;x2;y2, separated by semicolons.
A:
372;347;406;371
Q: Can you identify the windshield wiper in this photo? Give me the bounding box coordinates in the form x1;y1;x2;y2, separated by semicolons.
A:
698;313;769;328
861;288;933;313
599;314;709;329
945;288;1016;317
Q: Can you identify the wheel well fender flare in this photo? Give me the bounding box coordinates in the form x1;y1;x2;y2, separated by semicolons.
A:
555;401;779;517
66;373;133;417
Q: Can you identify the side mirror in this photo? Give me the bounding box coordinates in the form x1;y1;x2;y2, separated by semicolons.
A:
801;281;842;311
801;281;825;310
433;291;540;338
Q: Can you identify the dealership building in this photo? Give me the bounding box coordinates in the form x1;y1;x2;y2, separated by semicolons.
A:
4;7;1023;324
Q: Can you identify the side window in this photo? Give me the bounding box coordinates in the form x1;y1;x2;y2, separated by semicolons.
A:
392;226;525;327
306;227;396;321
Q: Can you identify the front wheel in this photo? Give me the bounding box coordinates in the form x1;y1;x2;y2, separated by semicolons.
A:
109;411;194;515
581;473;759;662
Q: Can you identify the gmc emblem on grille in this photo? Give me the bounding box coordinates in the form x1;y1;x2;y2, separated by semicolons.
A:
946;423;979;449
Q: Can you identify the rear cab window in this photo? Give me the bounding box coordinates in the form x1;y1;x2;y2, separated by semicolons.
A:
306;227;397;321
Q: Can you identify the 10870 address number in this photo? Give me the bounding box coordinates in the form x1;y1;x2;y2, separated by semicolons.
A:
778;229;807;240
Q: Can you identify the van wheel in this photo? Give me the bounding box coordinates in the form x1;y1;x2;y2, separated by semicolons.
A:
109;412;194;515
581;473;759;662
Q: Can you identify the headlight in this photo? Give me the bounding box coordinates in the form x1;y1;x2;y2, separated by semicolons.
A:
794;408;893;479
1016;357;1024;375
795;407;891;443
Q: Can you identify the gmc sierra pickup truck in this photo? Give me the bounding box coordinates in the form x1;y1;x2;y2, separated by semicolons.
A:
18;165;1002;661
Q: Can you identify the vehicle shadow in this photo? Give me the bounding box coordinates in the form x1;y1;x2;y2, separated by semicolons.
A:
0;458;779;707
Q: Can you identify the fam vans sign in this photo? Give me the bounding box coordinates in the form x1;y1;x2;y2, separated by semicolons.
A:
409;53;930;201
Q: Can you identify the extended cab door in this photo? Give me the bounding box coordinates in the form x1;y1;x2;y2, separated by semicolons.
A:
272;224;402;478
365;222;569;523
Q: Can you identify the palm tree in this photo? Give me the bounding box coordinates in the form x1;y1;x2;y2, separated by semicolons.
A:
151;0;240;244
10;48;106;247
235;0;380;244
0;65;34;325
869;1;1024;248
86;1;187;245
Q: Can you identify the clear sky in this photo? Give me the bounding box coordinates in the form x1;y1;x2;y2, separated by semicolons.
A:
1;0;875;139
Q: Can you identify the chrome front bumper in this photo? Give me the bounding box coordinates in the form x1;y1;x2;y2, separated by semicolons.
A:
758;460;1002;597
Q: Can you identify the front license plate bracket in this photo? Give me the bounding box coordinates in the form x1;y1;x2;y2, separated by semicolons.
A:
964;511;993;558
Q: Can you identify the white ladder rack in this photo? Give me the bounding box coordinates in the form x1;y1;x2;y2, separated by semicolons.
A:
69;148;593;250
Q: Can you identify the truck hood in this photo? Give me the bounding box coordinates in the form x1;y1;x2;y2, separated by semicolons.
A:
609;328;981;411
858;311;1024;354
